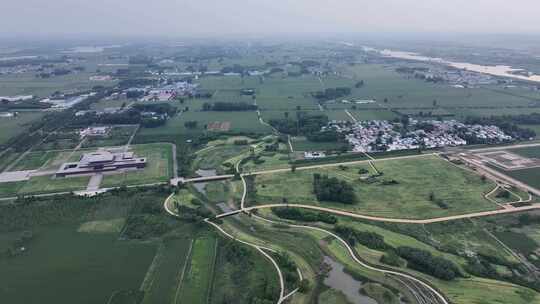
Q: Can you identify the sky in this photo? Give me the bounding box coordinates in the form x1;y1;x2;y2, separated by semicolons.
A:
2;0;540;37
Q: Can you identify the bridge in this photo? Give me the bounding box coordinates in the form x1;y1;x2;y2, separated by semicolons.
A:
170;174;235;186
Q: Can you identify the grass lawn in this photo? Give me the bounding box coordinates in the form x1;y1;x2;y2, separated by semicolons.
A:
100;143;173;188
12;151;59;171
494;231;539;254
0;112;44;146
193;144;249;171
0;224;156;304
254;155;499;219
179;236;217;304
0;181;27;197
18;175;90;195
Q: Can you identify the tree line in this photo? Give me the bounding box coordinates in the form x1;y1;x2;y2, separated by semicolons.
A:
202;102;257;111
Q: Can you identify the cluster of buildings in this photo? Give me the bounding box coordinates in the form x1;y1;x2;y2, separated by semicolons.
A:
135;81;198;102
40;93;96;110
56;150;146;177
325;119;512;153
0;95;34;102
79;126;110;138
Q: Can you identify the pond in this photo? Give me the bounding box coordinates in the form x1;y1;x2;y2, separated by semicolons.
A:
323;256;378;304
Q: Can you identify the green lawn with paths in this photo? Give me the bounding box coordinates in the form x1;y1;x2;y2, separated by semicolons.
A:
254;155;499;219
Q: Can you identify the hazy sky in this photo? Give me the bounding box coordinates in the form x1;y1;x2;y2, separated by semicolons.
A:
2;0;540;37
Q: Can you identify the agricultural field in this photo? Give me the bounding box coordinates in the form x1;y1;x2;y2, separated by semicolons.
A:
503;167;540;189
137;110;271;138
178;236;217;304
510;146;540;159
140;236;193;304
0;111;44;146
253;155;499;219
341;64;534;109
0;225;156;304
0;72;96;97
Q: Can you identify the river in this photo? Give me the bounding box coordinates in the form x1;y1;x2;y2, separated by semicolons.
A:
377;48;540;83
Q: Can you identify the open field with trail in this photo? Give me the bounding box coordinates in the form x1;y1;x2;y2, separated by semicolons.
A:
253;155;499;219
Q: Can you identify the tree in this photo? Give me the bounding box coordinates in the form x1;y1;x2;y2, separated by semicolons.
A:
298;279;310;293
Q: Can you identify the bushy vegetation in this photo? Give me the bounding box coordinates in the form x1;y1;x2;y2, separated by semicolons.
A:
271;207;337;224
211;240;279;304
335;225;391;250
396;246;461;280
268;113;329;136
202;102;257;112
313;174;356;204
312;87;351;101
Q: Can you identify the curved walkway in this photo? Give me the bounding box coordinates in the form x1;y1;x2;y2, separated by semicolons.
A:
241;203;540;224
251;213;448;304
163;193;297;304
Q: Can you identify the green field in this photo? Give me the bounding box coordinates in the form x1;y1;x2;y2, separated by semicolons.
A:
193;144;249;172
178;236;217;304
12;151;59;171
141;237;193;304
137;110;271;138
0;72;96;97
505;167;540;189
101;143;173;187
0;112;44;146
254;155;499;219
18;175;90;195
510;146;540;159
342;64;533;109
0;225;156;304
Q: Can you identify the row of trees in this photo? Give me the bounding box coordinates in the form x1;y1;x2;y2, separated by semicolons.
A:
335;225;390;250
202;102;257;111
312;87;351;101
395;246;462;281
269;113;329;137
272;207;337;224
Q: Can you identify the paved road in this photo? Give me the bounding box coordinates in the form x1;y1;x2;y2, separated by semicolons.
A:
460;155;540;197
468;142;540;153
